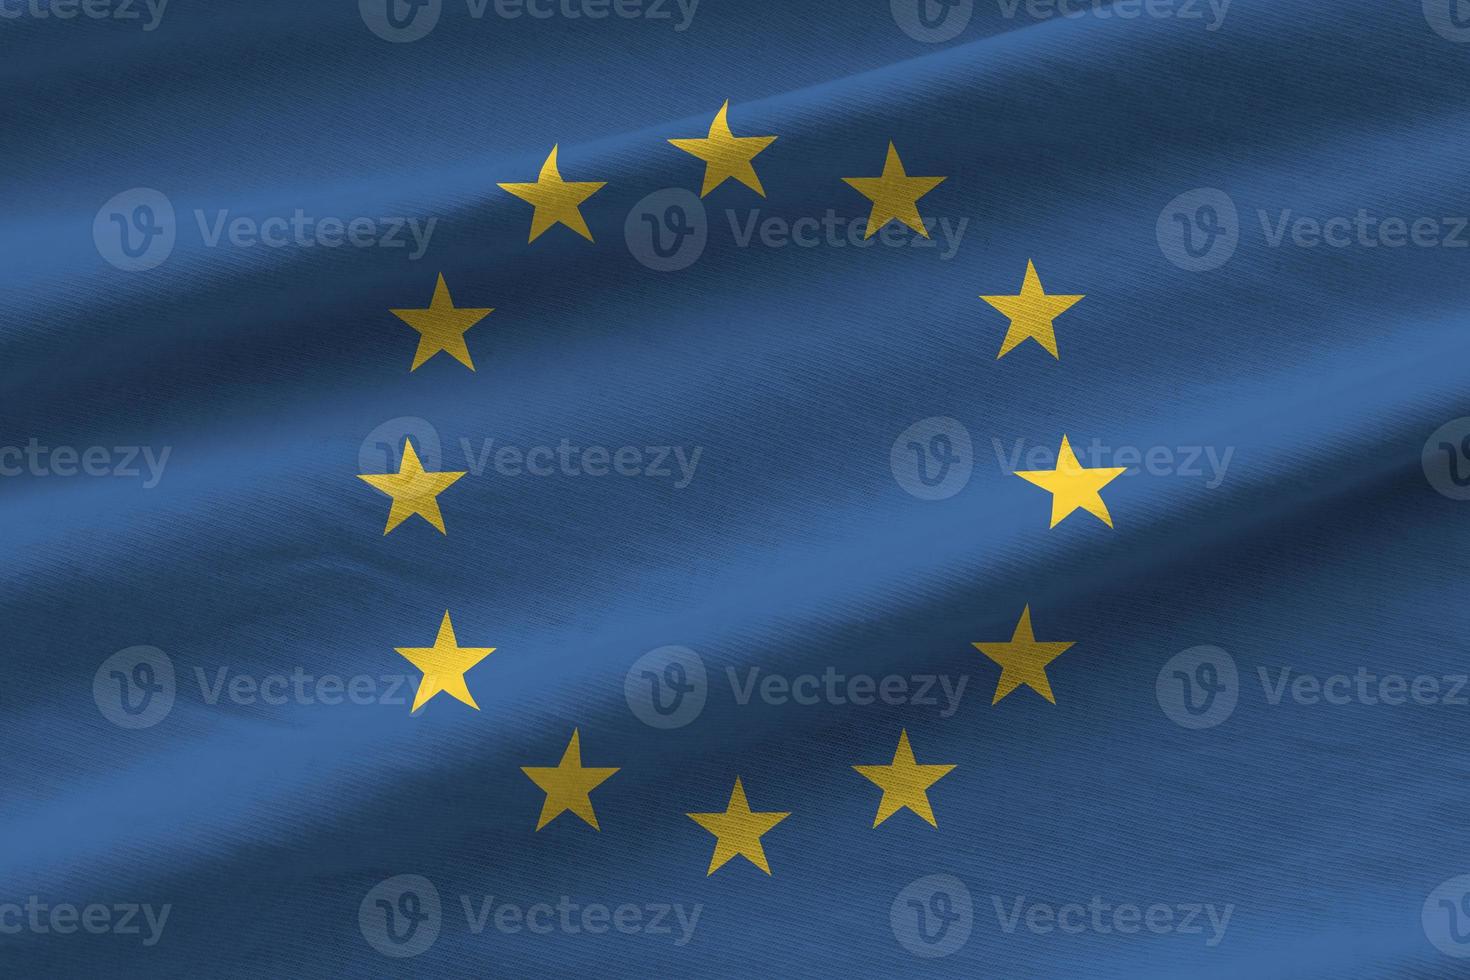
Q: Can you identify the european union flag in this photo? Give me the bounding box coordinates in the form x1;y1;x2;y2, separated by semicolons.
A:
7;0;1470;975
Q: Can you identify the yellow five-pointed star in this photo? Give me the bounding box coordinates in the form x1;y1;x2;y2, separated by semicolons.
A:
853;729;956;828
498;145;607;243
1014;435;1126;528
981;260;1085;360
357;439;466;535
972;606;1075;705
842;142;947;239
390;273;494;371
521;729;620;831
395;610;496;712
686;778;790;876
668;101;777;197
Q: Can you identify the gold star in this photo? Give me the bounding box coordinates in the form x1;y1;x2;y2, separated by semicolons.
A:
972;606;1075;705
497;145;606;243
390;273;494;371
853;730;956;828
394;611;496;712
686;778;790;876
521;729;620;831
668;101;777;197
357;439;466;535
1014;435;1126;528
841;142;946;239
980;260;1084;360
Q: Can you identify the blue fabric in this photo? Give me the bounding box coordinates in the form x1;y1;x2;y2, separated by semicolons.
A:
5;0;1470;975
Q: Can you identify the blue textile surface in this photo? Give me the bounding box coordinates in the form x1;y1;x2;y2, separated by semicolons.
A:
4;0;1470;976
